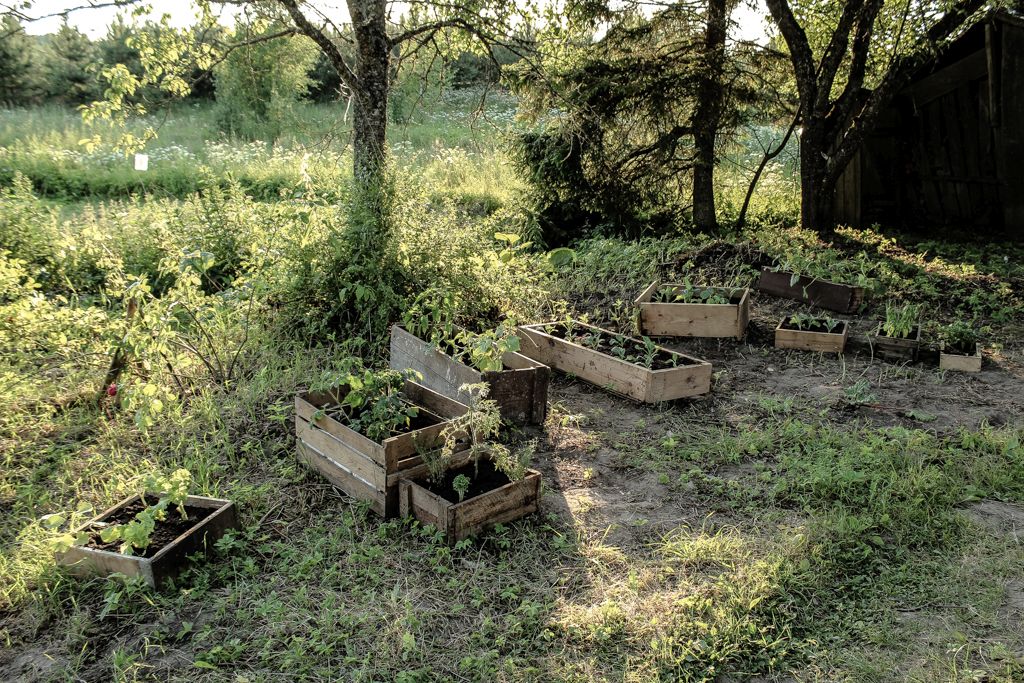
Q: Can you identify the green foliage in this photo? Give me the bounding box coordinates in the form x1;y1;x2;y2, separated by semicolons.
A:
316;367;421;443
786;312;842;332
451;474;471;502
941;320;978;355
213;22;319;141
0;17;41;104
881;302;920;339
96;469;193;555
43;21;98;105
653;281;736;304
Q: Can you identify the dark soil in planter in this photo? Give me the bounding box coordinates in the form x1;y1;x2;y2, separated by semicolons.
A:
421;458;513;504
323;403;442;442
780;317;844;334
543;324;697;370
876;326;920;340
652;288;744;305
945;340;976;356
85;497;215;558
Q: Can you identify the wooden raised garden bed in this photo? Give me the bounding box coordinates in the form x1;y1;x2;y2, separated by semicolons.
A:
57;494;239;588
757;268;865;314
634;281;750;339
389;325;550;425
870;325;922;362
774;316;849;353
517;321;712;402
939;342;982;372
399;459;542;544
295;380;469;517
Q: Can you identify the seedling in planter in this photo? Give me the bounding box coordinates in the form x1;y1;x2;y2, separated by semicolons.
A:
881;303;921;339
788;312;841;332
940;321;978;356
653;281;734;305
452;474;471;502
313;365;422;443
45;469;193;556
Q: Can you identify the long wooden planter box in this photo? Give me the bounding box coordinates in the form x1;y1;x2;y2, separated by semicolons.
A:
774;318;849;353
389;325;550;425
399;468;541;544
757;268;865;313
939;343;982;372
634;281;750;339
295;380;469;518
57;494;239;588
869;325;921;362
517;322;712;402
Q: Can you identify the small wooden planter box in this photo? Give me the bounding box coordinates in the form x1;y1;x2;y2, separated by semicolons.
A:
389;325;550;425
774;317;849;353
57;494;239;588
295;380;469;518
634;281;750;340
517;321;711;402
399;467;541;544
939;343;982;372
870;325;922;362
757;268;865;313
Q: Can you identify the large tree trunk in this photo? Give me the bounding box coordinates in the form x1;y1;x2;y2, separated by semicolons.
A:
348;0;390;188
691;0;729;233
797;123;835;231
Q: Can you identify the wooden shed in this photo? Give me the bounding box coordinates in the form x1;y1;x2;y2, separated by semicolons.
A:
834;11;1024;238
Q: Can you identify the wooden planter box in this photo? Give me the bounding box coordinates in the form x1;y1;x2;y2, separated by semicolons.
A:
870;325;922;362
757;268;865;313
295;380;469;518
389;325;550;425
634;281;750;340
57;494;239;588
517;321;712;402
399;465;541;544
939;343;982;372
774;317;849;353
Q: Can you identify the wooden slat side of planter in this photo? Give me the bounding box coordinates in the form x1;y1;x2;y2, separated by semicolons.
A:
774;319;849;353
517;322;711;402
635;281;751;339
294;381;467;517
399;469;541;544
939;344;982;372
870;325;922;362
389;325;549;425
757;269;865;313
58;494;238;588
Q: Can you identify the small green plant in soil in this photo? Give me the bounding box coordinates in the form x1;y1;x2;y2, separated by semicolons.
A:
546;322;685;369
653;281;737;305
442;323;521;373
941;321;978;356
314;366;422;443
785;313;842;333
881;302;921;339
452;474;471;502
44;469;193;556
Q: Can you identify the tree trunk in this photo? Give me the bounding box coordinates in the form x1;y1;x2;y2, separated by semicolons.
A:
348;0;390;188
797;123;835;232
691;0;729;233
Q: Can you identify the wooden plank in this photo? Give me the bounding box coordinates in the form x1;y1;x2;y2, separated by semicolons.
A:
939;347;982;372
295;395;386;466
905;49;988;106
756;269;863;313
869;326;921;363
385;447;475;487
774;319;848;353
637;283;750;339
391;326;547;425
296;416;386;492
633;280;660;305
297;440;385;516
517;322;711;402
58;495;239;588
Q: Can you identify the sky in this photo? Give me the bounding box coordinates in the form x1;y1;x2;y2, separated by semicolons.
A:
18;0;771;43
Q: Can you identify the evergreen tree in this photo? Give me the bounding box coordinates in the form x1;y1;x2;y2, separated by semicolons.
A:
44;21;98;105
0;16;40;105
